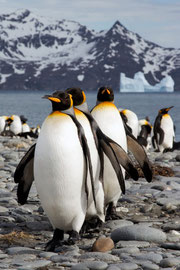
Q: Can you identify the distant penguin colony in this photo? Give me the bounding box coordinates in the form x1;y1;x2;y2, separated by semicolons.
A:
11;86;179;251
0;114;40;138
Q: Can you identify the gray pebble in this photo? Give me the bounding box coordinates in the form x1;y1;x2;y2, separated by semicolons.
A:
140;261;159;270
106;266;120;270
111;263;139;270
134;252;162;263
175;155;180;161
39;251;57;258
104;219;133;230
159;257;180;267
112;247;140;255
116;240;150;248
80;252;119;262
111;224;167;243
161;242;180;250
16;260;51;270
7;247;39;255
50;254;77;263
72;261;108;270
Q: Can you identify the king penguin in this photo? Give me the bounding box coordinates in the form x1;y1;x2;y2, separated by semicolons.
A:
66;87;105;224
138;118;152;150
34;91;90;251
20;115;31;133
9;115;22;135
91;87;129;217
120;108;139;138
91;86;152;218
0;116;8;133
152;106;175;152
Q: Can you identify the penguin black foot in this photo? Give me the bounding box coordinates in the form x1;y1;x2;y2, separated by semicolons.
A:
81;218;103;234
105;202;122;221
45;228;64;251
66;230;79;245
163;148;173;153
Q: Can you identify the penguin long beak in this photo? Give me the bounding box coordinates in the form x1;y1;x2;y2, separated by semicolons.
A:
42;95;61;103
166;106;174;112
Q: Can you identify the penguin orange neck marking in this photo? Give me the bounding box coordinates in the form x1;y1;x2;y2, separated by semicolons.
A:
48;111;68;118
163;114;170;118
94;101;116;110
74;108;84;116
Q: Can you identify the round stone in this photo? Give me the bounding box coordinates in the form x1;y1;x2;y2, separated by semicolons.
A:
92;237;114;252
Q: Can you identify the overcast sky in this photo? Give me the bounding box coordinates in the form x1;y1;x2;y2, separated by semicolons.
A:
1;0;180;48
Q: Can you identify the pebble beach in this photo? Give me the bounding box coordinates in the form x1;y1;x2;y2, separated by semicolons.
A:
0;135;180;270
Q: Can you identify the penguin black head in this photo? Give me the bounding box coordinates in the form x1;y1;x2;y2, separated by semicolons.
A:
159;106;174;115
66;87;86;106
43;91;73;111
97;86;114;102
20;115;28;124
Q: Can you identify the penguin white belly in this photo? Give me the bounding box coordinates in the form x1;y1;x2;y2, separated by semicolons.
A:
34;112;87;232
10;119;22;134
160;115;174;151
91;102;127;206
22;123;31;133
127;114;139;138
74;109;105;222
0;118;5;133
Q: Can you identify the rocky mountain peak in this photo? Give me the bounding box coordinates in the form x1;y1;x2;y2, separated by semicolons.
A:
0;9;180;91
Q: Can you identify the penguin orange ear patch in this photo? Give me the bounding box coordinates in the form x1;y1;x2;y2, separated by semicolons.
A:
48;97;61;103
82;91;86;103
68;94;73;107
106;89;110;95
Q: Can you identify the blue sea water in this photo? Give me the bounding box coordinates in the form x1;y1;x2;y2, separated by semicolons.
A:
0;90;180;141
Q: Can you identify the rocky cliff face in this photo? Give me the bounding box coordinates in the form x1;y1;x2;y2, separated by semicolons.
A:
0;9;180;91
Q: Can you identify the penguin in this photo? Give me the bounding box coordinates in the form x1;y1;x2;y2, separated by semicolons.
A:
66;88;105;224
20;115;31;133
138;119;152;150
120;108;139;138
9;115;22;135
91;86;152;218
152;106;175;152
34;91;96;251
90;86;131;217
0;116;8;133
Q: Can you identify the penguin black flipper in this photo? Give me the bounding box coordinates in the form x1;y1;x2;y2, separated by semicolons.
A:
151;135;156;149
158;128;164;145
70;115;97;208
98;135;125;194
97;128;141;193
124;124;152;183
14;143;35;204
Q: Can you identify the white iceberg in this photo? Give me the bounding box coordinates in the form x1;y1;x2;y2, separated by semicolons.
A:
120;72;174;93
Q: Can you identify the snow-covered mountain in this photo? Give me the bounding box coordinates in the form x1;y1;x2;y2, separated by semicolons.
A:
0;9;180;91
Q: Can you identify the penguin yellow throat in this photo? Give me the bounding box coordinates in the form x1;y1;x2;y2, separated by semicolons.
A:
94;101;116;111
163;114;170;118
48;111;68;118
